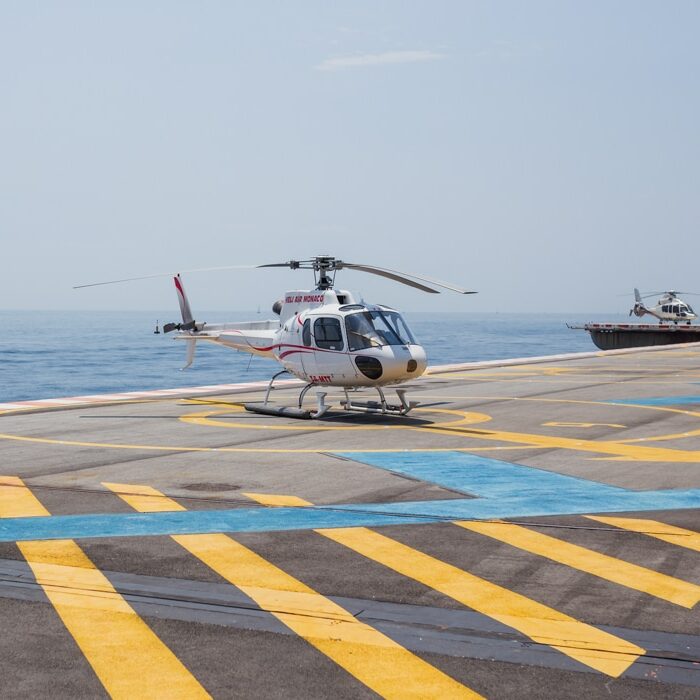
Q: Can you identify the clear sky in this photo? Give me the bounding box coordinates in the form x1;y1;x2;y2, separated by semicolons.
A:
2;2;698;313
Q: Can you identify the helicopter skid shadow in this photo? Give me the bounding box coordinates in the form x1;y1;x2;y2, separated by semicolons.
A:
311;411;435;427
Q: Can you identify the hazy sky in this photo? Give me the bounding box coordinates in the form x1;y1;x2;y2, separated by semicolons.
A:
2;2;699;313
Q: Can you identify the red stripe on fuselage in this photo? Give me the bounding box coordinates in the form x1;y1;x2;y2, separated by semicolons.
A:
279;349;313;359
220;333;354;357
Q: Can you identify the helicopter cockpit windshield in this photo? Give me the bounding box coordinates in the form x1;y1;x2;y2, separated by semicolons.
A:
345;309;417;351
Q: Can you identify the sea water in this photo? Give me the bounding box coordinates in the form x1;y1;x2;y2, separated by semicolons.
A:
0;310;626;403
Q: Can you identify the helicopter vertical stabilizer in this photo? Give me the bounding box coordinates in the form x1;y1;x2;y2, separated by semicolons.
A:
173;274;197;369
174;274;194;326
629;288;648;318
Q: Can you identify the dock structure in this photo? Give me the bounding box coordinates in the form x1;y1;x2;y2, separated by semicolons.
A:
1;344;700;698
571;322;700;350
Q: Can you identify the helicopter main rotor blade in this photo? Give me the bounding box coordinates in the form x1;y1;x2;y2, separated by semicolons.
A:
343;263;476;295
342;264;440;293
637;290;700;299
256;259;475;294
75;256;477;295
257;262;305;270
74;265;256;289
256;260;445;292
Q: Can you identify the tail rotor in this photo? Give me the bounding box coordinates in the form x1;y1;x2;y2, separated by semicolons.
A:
630;288;647;317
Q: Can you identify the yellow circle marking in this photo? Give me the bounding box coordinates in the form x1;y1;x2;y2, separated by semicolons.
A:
178;405;491;431
413;395;700;446
1;394;700;459
413;396;700;462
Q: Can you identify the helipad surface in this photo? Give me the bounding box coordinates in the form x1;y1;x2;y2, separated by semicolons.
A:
1;346;699;698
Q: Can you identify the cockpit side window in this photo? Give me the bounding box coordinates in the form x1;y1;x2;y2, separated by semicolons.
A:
302;319;311;346
346;313;382;351
313;317;344;351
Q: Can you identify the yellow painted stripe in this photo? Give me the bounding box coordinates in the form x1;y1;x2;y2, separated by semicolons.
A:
587;516;700;553
243;493;646;677
103;481;186;512
242;492;311;507
457;521;700;608
105;483;480;699
317;526;644;677
0;475;48;517
422;422;700;463
171;532;480;699
0;477;210;699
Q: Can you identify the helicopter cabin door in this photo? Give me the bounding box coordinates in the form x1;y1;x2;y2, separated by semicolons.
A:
303;316;356;383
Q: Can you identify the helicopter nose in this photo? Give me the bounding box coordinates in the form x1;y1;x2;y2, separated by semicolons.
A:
353;345;428;384
407;345;427;377
382;345;427;381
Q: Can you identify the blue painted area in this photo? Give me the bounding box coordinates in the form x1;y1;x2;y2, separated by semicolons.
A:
608;395;700;407
332;490;700;519
334;451;627;499
0;507;431;543
1;452;699;541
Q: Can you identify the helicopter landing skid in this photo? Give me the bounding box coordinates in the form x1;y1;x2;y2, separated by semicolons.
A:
244;372;416;419
341;387;417;417
244;371;330;419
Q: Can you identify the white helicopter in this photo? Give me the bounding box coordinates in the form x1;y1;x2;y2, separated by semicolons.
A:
78;256;475;419
629;288;698;325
